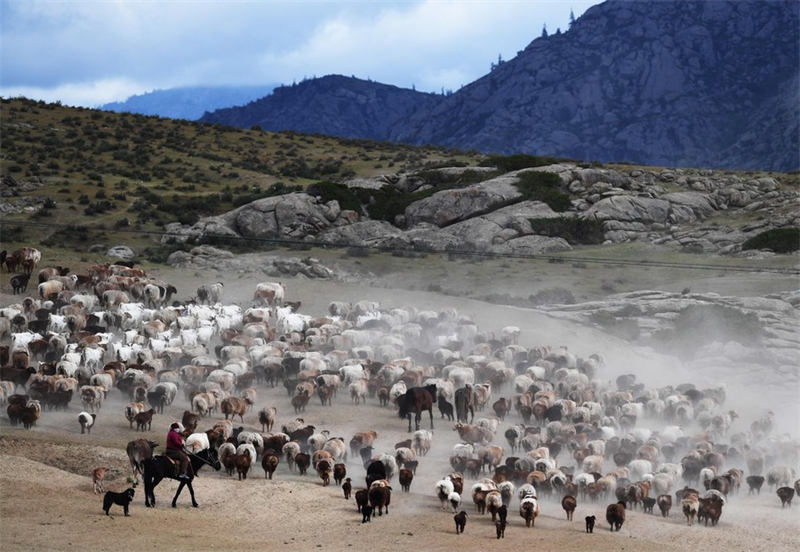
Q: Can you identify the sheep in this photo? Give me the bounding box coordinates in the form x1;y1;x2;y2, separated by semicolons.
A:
777;486;795;507
435;479;455;510
448;491;461;512
606;501;626;531
682;491;700;526
486;490;503;521
657;494;672;517
454;511;467;534
219;443;237;476
399;468;413;492
78;411;96;434
519;496;540;527
316;458;333;486
258;406;277;432
134;408;154;431
368;484;391;516
562;494;577;520
333;463;347;486
92;467;109;494
412;429;432;456
746;475;765;495
124;402;145;428
295;453;311;475
767;466;796;489
235;452;252;480
282;442;301;470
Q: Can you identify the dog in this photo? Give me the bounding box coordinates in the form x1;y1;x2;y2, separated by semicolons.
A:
454;510;467;534
585;515;596;533
103;488;135;516
361;504;373;523
93;467;109;494
495;520;506;539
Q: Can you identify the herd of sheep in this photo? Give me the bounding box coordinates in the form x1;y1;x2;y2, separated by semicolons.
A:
1;257;798;538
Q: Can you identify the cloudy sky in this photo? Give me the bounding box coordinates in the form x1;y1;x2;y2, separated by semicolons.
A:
0;0;597;107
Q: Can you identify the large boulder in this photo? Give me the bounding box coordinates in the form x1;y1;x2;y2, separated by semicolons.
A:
491;235;572;255
317;220;407;247
231;193;341;239
583;196;671;224
404;173;523;227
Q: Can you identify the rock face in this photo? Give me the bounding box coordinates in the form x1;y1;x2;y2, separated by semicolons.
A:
200;1;799;171
167;246;342;279
404;173;523;227
163;162;797;256
107;246;136;260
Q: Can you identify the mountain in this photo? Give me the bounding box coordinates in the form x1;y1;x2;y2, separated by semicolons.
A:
200;0;799;171
200;75;440;140
100;85;276;120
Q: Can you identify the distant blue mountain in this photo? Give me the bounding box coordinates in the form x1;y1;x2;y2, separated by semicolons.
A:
100;85;276;120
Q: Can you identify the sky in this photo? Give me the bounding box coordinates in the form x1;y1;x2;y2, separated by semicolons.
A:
0;0;598;107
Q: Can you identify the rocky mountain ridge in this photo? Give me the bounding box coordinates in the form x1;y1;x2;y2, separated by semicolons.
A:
200;0;799;171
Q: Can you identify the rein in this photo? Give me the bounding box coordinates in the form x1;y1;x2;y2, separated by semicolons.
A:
185;448;216;468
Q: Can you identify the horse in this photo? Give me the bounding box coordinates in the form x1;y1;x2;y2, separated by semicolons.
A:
143;447;221;508
397;384;436;433
455;385;474;424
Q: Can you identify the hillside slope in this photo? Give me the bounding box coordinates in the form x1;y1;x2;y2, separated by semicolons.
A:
100;85;276;120
201;75;440;140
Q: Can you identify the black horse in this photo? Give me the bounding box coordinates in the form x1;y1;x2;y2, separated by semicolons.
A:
143;447;221;508
397;384;436;432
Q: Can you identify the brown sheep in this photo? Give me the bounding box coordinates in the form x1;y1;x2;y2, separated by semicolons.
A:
369;484;392;516
399;468;413;492
698;496;723;526
746;475;765;495
134;408;154;431
235;453;252;480
291;393;309;414
93;467;109;494
220;397;248;422
333;463;347;486
295;453;311;475
342;477;352;499
657;494;672;517
562;494;577;521
317;459;333;486
777;486;795;507
454;511;467;534
606;501;626;531
355;488;368;512
262;453;279;479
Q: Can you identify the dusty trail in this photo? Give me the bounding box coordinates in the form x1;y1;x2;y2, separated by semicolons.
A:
1;272;798;551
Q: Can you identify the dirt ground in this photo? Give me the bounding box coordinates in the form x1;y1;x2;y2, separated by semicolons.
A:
1;267;799;551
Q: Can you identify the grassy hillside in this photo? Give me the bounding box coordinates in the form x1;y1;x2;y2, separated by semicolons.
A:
0;97;479;252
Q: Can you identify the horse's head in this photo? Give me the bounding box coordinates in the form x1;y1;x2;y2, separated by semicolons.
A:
203;446;222;471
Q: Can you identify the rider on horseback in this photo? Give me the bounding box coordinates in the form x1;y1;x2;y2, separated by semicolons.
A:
166;422;191;481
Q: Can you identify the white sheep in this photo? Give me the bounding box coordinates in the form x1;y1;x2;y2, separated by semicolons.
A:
78;411;96;434
236;443;257;465
185;432;210;453
447;491;461;512
435;479;455;510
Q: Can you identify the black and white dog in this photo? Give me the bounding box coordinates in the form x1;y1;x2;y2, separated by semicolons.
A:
103;487;135;516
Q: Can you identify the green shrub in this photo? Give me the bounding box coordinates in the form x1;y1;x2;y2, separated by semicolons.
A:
741;227;799;253
306;181;362;212
515;171;572;212
480;153;571;172
529;217;605;244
